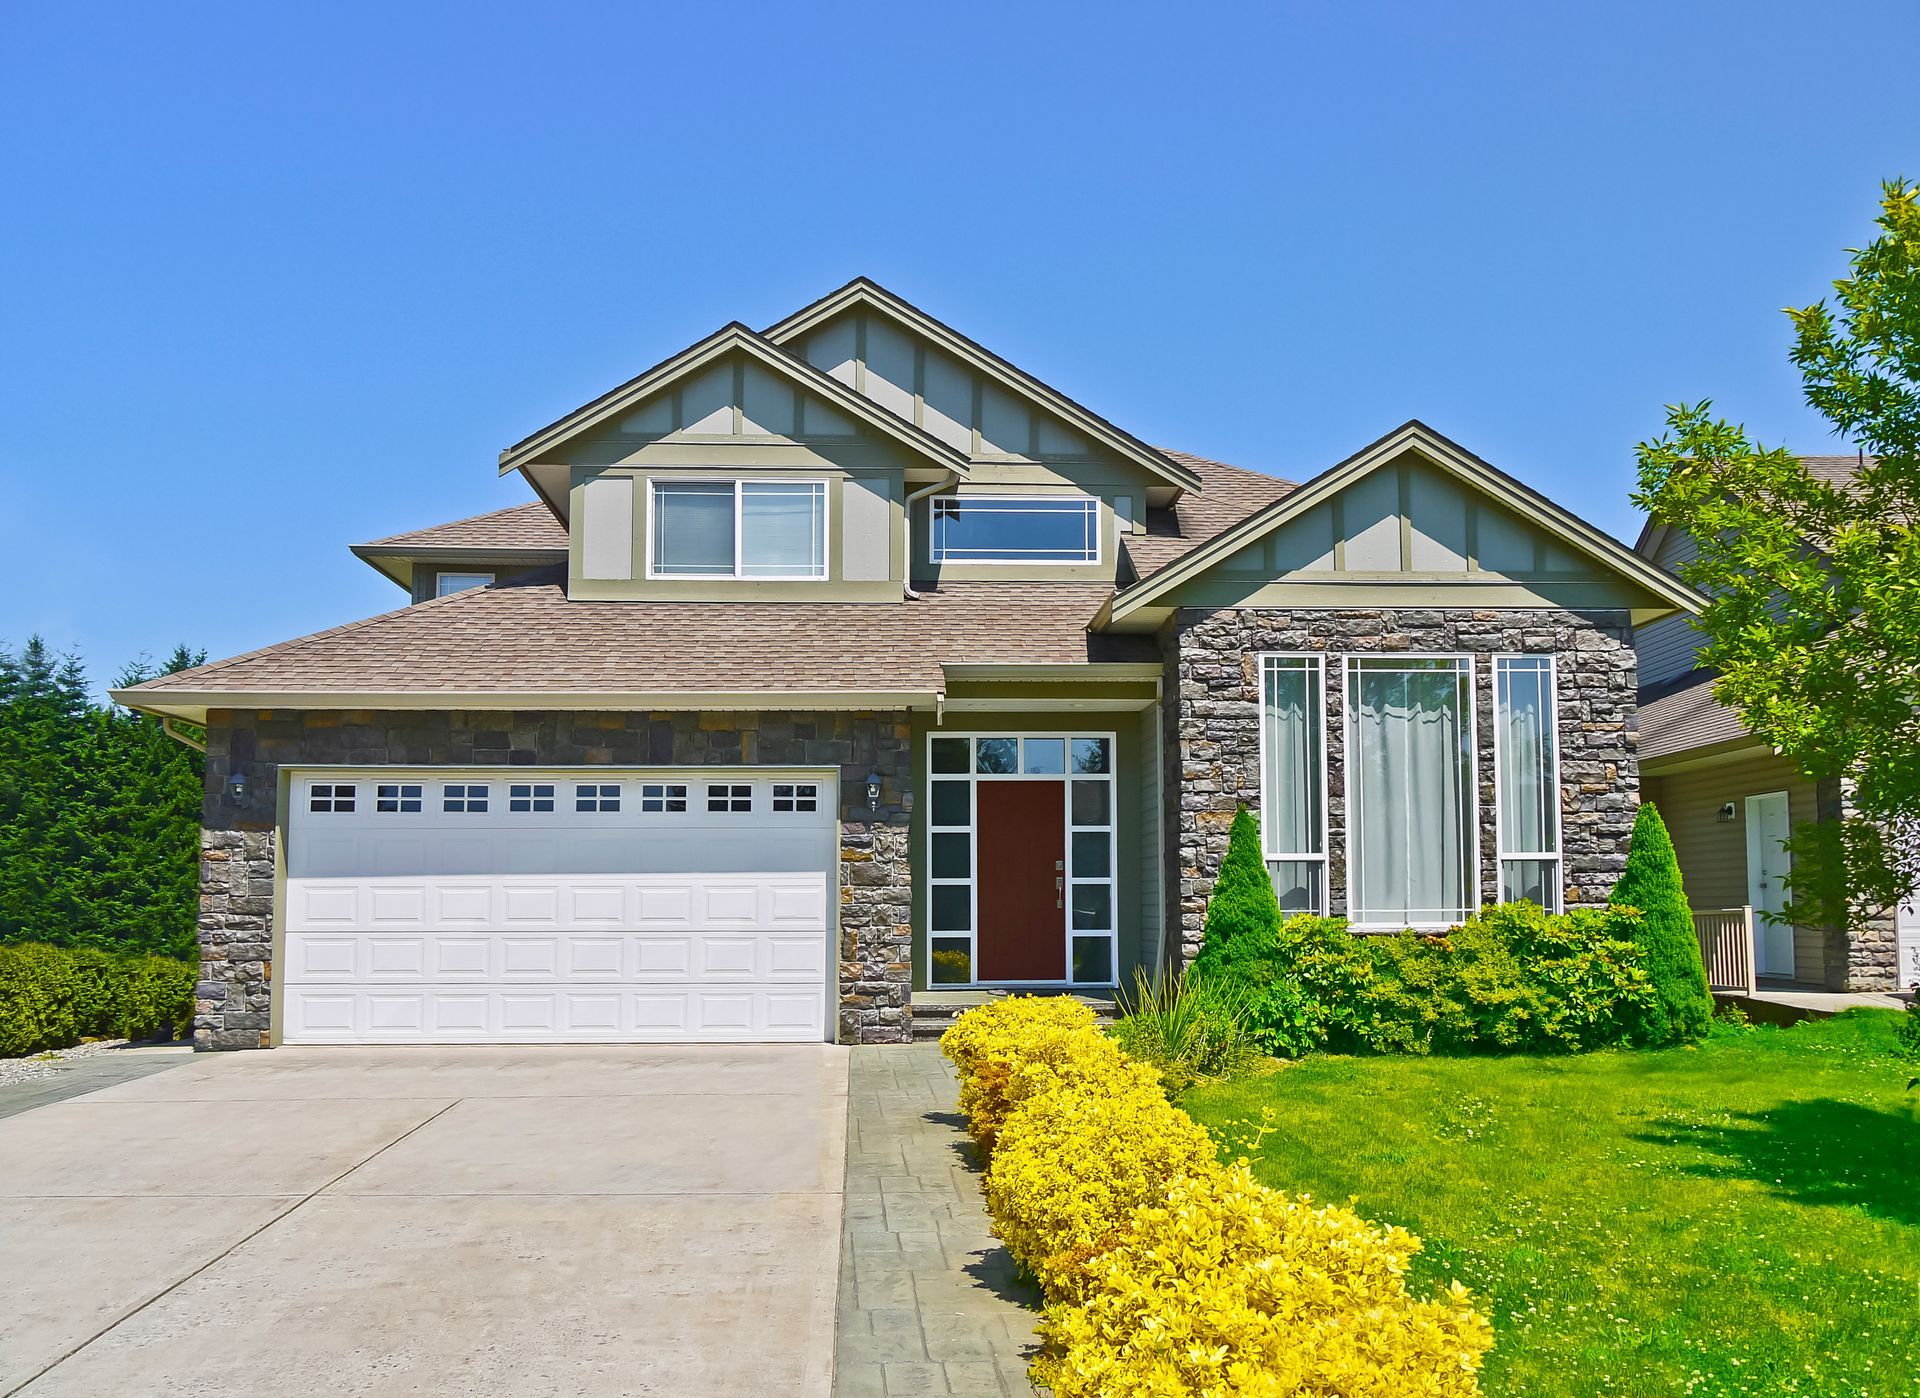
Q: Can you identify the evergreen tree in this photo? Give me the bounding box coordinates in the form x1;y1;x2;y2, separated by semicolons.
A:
1610;803;1713;1046
1192;807;1282;984
0;637;204;957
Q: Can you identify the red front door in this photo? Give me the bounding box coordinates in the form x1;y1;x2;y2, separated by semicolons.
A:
975;780;1066;981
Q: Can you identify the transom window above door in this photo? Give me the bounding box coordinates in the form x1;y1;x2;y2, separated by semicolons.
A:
929;495;1099;564
649;479;827;580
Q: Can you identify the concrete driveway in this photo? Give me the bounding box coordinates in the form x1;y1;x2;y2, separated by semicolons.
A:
0;1045;849;1397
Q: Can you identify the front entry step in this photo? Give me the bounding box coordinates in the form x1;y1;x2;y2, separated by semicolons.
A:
907;989;1119;1042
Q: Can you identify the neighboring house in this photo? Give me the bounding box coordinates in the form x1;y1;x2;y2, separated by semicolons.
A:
114;278;1699;1049
1636;459;1917;992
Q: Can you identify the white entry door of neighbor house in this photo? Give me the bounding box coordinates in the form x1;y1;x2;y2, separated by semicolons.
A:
1745;791;1796;978
1898;896;1920;991
282;770;836;1044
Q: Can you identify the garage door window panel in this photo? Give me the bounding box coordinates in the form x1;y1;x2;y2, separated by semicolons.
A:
576;784;621;813
509;783;555;813
311;783;356;813
376;783;422;814
444;784;489;813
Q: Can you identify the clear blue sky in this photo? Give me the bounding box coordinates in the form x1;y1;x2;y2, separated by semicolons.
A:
3;1;1915;687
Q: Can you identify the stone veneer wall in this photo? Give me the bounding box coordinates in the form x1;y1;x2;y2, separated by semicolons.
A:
1165;607;1639;963
1815;775;1900;991
196;709;913;1050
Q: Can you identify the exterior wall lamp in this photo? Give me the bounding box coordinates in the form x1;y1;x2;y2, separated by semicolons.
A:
227;769;250;806
864;770;883;812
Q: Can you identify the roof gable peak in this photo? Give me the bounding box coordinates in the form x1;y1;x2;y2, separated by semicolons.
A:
762;278;1201;492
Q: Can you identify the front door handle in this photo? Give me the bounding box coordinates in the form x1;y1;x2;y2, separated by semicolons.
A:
1055;876;1063;910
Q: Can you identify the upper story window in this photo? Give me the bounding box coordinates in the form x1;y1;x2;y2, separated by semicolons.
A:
930;495;1099;565
435;572;494;597
649;480;827;580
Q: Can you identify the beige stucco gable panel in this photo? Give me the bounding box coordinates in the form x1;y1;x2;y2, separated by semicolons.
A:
497;322;970;523
762;279;1200;497
1099;421;1708;631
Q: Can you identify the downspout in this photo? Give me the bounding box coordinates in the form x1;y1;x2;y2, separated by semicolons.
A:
902;472;958;600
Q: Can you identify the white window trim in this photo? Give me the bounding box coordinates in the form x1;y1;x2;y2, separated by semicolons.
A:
927;494;1101;566
434;571;494;597
1492;654;1565;914
924;731;1119;990
644;477;830;582
1255;653;1330;914
1340;654;1482;932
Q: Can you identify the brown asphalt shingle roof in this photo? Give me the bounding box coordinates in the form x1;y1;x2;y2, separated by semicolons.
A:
1124;450;1297;579
360;503;567;552
1637;670;1753;763
129;577;1156;699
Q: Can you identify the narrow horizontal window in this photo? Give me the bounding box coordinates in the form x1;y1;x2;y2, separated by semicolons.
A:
929;495;1098;564
651;480;827;580
575;783;620;813
641;783;687;813
443;783;489;814
435;572;493;597
772;782;818;813
707;783;752;813
375;783;422;814
509;782;555;813
309;783;356;813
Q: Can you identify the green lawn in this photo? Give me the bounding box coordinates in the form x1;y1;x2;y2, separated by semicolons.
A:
1182;1011;1919;1398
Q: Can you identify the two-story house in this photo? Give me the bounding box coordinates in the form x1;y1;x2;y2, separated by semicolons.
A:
1636;475;1918;993
116;278;1700;1048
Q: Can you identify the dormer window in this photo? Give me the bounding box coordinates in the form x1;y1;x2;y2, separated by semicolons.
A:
930;495;1099;564
649;480;827;580
435;571;494;597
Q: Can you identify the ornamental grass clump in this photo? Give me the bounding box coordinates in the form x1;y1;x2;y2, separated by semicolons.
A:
1032;1163;1493;1398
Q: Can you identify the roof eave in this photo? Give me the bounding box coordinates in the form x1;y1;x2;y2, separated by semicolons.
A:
110;686;946;726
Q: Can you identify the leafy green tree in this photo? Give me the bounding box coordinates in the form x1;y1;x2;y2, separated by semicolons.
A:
1192;807;1282;984
1610;804;1712;1046
1634;179;1920;928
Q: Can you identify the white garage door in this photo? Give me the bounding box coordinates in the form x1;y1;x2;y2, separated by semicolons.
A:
282;770;836;1044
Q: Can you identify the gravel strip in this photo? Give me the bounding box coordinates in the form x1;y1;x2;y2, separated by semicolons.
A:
0;1039;134;1086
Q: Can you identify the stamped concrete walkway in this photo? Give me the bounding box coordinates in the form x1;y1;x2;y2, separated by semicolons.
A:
834;1045;1042;1397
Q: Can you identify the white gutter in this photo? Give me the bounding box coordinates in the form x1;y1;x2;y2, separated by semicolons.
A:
902;472;959;600
160;715;207;753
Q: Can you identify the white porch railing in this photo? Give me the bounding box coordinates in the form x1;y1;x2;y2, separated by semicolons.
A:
1693;907;1757;995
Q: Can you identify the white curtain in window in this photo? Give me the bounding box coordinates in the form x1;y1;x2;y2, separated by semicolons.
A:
740;483;825;577
654;483;734;575
1349;660;1473;925
1261;656;1324;911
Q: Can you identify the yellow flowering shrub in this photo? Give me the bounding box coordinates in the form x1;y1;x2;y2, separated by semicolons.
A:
984;1064;1222;1300
1032;1163;1493;1397
940;994;1124;1154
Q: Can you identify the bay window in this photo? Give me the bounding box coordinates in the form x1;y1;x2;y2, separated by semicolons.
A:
1258;654;1327;912
1494;655;1562;910
650;479;827;580
1345;656;1477;929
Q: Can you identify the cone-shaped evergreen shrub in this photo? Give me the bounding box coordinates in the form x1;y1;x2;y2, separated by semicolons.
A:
1610;803;1712;1046
1192;807;1281;985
